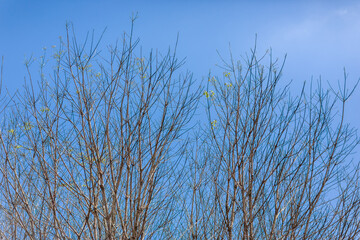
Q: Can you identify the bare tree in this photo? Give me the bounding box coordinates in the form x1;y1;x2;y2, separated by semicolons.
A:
185;48;360;239
1;23;360;240
0;21;200;239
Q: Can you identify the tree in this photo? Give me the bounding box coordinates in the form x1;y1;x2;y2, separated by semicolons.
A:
0;23;359;240
0;22;200;239
185;49;360;239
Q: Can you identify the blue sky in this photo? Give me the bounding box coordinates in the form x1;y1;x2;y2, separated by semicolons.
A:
1;0;360;128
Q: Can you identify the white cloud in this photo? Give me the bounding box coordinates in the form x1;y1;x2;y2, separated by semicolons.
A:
335;8;348;16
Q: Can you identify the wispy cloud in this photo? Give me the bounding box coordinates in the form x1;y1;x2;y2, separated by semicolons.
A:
284;3;360;40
